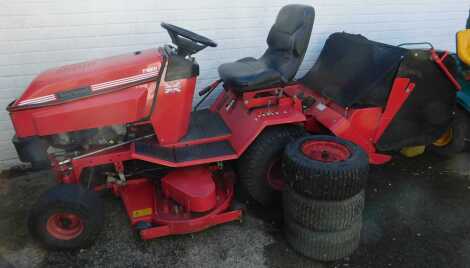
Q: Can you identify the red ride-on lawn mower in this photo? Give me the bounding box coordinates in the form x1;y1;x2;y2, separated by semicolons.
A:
7;5;459;250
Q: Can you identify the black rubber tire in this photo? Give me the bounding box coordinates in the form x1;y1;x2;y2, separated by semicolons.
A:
283;185;364;231
284;216;361;261
237;125;305;206
430;107;469;157
282;135;369;201
28;184;104;250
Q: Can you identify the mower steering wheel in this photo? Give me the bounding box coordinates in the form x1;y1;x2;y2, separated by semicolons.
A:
161;23;217;56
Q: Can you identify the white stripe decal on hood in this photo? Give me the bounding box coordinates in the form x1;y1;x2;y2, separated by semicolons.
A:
17;70;159;106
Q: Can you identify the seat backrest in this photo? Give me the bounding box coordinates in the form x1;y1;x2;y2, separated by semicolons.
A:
261;5;315;82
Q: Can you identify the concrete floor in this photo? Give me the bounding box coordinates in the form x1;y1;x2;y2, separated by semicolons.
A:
1;152;470;268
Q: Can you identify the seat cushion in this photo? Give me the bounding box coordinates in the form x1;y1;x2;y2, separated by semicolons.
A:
218;57;282;93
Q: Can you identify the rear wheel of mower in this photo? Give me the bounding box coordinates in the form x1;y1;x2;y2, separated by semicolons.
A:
283;186;364;231
430;108;469;156
237;125;305;206
282;135;369;201
284;216;362;261
28;184;104;250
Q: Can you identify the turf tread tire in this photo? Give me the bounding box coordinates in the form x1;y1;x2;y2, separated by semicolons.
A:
282;135;369;201
28;184;104;250
284;186;364;231
284;216;361;261
237;125;306;206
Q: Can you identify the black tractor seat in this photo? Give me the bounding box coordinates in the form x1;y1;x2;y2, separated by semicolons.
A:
218;4;315;94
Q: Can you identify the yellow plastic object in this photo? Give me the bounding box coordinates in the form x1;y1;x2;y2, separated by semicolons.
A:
457;30;470;66
433;128;453;147
400;145;426;158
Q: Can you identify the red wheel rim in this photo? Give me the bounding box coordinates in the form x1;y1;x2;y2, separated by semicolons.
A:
266;158;284;191
46;212;84;240
301;140;351;163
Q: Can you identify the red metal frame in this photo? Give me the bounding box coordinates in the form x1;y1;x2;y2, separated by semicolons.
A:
431;49;462;91
216;89;305;156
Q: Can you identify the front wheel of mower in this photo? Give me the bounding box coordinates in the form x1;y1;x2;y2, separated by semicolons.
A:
430;108;469;157
237;125;305;206
28;184;104;250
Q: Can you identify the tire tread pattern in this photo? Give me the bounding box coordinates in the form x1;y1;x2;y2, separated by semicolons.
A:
284;186;364;231
284;216;362;261
282;135;369;201
237;125;306;206
28;184;104;250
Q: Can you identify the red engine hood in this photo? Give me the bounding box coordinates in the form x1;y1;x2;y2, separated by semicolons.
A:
14;48;164;107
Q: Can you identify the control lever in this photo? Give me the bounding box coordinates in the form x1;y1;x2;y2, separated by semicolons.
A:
199;79;221;96
194;79;222;111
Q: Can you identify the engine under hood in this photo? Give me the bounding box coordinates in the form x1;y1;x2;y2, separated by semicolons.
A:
12;48;164;108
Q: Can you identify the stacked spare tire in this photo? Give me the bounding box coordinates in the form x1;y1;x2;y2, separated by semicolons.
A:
282;135;369;261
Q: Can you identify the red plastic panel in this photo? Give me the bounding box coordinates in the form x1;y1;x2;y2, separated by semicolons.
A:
348;107;383;143
17;49;162;102
215;90;306;156
151;77;197;144
11;85;151;137
140;171;240;240
119;179;156;225
161;166;216;212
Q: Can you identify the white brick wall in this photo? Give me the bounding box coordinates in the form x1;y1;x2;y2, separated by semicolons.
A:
0;0;468;169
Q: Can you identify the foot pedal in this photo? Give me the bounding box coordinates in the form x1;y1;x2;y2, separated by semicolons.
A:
162;166;216;212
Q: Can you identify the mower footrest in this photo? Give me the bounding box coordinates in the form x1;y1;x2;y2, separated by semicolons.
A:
134;140;236;164
181;109;231;142
175;141;235;162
